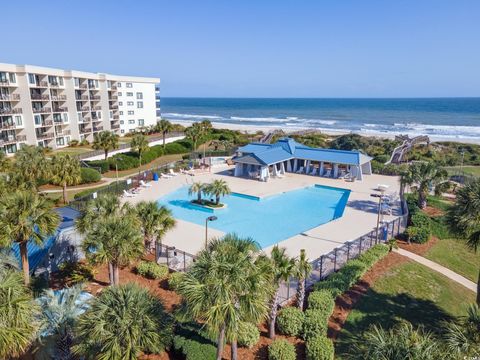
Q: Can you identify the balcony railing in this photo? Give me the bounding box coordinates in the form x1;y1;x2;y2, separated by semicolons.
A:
0;108;23;115
31;81;49;88
111;124;120;130
76;95;89;101
93;126;104;132
93;106;102;110
32;107;51;114
81;106;90;112
36;132;54;140
90;95;101;100
79;127;92;134
110;85;117;90
0;94;20;101
49;83;60;88
0;123;16;130
0;79;17;87
109;105;118;110
31;94;50;100
37;120;54;127
79;84;88;89
0;135;26;145
51;95;67;101
56;129;71;136
109;95;118;100
52;107;67;113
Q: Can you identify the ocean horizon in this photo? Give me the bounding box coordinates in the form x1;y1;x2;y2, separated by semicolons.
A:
160;97;480;141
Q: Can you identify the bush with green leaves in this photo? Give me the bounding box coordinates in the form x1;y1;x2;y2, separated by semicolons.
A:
68;139;79;146
306;335;334;360
80;167;101;184
268;339;296;360
136;261;169;280
173;323;217;360
168;271;185;290
302;309;329;340
237;322;260;348
277;306;305;337
86;160;110;173
164;142;190;154
57;261;95;285
109;153;139;171
406;226;430;244
307;290;335;316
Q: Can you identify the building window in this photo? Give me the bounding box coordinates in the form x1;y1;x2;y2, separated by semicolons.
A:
118;92;122;96
128;120;135;124
14;116;22;126
9;73;16;83
126;83;132;88
138;119;144;126
117;82;122;87
136;92;143;99
28;73;36;84
109;111;113;118
120;120;124;124
6;144;17;154
137;101;143;108
119;111;124;115
128;110;134;115
119;102;123;106
56;137;65;146
59;77;64;86
74;78;80;87
34;115;42;125
63;113;69;123
127;101;134;106
127;92;133;97
121;129;125;134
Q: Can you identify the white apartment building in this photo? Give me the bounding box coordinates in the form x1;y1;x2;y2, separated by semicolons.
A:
0;63;159;154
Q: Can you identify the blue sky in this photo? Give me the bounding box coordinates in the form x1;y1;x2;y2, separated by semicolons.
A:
2;0;479;97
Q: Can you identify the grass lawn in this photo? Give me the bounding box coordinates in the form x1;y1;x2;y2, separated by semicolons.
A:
335;261;475;358
102;153;185;178
49;146;93;156
445;165;480;177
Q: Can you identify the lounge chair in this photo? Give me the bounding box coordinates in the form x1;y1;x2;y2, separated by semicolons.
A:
122;189;136;198
295;166;304;174
309;167;317;176
140;180;152;187
169;169;178;176
324;169;331;178
277;173;285;179
381;203;393;215
161;173;173;179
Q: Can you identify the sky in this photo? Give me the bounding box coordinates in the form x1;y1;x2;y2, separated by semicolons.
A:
2;0;479;98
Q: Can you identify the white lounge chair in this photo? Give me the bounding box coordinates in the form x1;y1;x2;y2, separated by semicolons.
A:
122;189;136;198
309;167;317;175
296;166;304;174
169;169;178;176
324;169;331;178
140;180;152;187
161;173;173;179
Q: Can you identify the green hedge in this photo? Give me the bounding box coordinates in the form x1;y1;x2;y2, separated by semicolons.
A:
80;167;101;184
111;153;140;170
407;211;431;244
306;335;334;360
164;141;190;154
307;290;335;316
302;309;329;340
277;307;305;337
136;261;169;280
237;322;260;348
86;160;110;173
173;324;216;360
268;339;296;360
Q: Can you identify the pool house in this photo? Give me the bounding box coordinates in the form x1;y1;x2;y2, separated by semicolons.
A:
232;137;373;181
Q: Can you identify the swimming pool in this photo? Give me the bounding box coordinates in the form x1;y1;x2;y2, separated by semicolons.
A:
157;185;350;248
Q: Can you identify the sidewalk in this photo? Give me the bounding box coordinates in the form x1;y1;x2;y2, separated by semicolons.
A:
394;248;477;293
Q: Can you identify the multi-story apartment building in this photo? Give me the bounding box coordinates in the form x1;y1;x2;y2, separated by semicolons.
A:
0;63;159;154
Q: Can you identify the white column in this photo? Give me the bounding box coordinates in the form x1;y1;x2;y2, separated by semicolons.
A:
234;163;242;176
319;162;324;176
293;158;298;172
333;163;339;178
286;160;292;172
280;161;286;174
260;166;268;181
305;160;311;174
357;165;363;180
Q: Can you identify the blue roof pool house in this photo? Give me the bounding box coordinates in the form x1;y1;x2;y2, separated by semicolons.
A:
232;137;373;181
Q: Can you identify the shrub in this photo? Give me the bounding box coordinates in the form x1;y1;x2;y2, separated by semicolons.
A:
411;212;431;229
68;139;79;147
306;335;334;360
173;324;217;360
237;322;260;348
314;277;349;298
79;139;89;146
268;339;296;360
109;153;139;170
57;261;95;285
86;160;110;173
164;142;190;154
80;167;101;184
302;309;328;340
136;261;169;280
307;290;335;317
406;226;430;244
277;307;305;337
168;271;185;290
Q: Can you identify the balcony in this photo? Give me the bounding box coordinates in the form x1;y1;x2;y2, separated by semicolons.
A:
37;120;54;127
0;94;20;101
79;84;88;89
93;105;102;110
90;95;101;100
109;95;118;100
93;126;104;132
0;134;26;145
112;114;120;120
76;95;89;101
109;105;118;110
79;127;92;134
56;129;71;136
0;79;17;87
111;124;120;130
49;82;60;88
32;107;51;114
81;106;91;112
110;85;117;90
51;95;67;101
31;94;50;100
31;81;49;88
91;117;102;122
0;108;22;115
36;132;54;140
52;107;67;113
0;122;17;130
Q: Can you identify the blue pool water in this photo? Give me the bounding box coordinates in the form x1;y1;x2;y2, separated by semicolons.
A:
157;185;350;248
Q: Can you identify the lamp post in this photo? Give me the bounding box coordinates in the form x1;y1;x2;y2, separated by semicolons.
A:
205;215;218;249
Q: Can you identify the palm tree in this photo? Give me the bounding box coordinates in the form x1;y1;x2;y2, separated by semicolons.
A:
156;119;173;148
13;145;50;189
268;245;296;339
134;201;176;254
130;133;149;166
74;283;173;359
36;285;86;360
0;268;40;359
189;181;205;202
400;161;447;208
0;190;60;284
176;234;272;360
294;249;312;310
446;178;480;304
75;193;122;234
82;215;143;285
0;248;20;270
92;130;119;159
0;150;10;172
205;179;231;205
185;122;203;151
444;303;480;358
351;322;441;359
50;154;82;204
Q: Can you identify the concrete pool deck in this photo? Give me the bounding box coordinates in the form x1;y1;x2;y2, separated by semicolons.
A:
123;165;401;259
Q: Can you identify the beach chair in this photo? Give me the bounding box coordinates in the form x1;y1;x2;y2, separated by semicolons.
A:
122;189;136;198
309;167;317;176
324;169;331;178
139;180;152;188
169;169;178;176
296;166;304;174
161;173;173;179
381;203;393;215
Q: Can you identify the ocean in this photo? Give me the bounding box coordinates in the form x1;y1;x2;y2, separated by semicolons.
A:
160;98;480;141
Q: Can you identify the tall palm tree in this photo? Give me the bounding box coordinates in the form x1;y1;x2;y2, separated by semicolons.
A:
36;285;86;360
74;283;173;359
188;181;205;202
0;248;20;270
75;193;122;234
176;234;273;360
446;178;480;304
156;119;173;148
294;249;312;310
13;145;50;189
444;303;480;358
400;161;447;208
268;245;296;339
50;154;82;204
82;215;143;285
185;122;203;151
92;130;119;159
0;190;60;284
134;201;176;254
205;179;231;205
130;133;149;166
0;268;40;359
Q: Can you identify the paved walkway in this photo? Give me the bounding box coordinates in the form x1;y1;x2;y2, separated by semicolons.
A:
394;248;477;293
